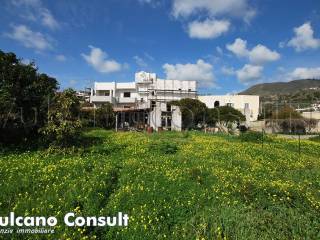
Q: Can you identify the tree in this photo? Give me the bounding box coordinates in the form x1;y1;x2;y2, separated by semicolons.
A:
40;89;82;146
170;98;207;129
270;106;315;133
207;106;246;126
271;105;302;120
96;103;115;129
0;50;58;143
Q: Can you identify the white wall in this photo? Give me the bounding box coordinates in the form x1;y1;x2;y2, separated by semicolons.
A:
198;95;260;122
301;111;320;120
149;102;162;130
172;106;182;131
92;72;197;106
94;82;116;96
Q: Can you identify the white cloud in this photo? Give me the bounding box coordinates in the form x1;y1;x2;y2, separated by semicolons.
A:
133;55;148;68
221;66;235;75
163;59;215;87
187;18;230;39
278;41;286;48
81;46;124;73
137;0;161;8
170;0;255;40
236;64;263;83
12;0;59;30
6;24;52;51
226;38;280;64
288;67;320;79
249;44;280;65
144;52;154;61
216;46;223;55
226;38;249;57
56;54;66;62
69;79;77;86
172;0;256;22
288;22;320;52
40;8;59;29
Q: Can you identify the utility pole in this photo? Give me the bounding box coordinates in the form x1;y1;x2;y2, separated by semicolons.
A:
115;112;118;132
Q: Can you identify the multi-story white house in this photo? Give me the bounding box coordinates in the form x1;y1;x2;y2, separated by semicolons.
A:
90;71;260;131
90;71;197;131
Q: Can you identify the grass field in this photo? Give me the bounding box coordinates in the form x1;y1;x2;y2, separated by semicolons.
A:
0;129;320;239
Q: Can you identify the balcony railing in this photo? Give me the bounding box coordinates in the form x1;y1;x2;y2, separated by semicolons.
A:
90;95;114;103
117;97;137;103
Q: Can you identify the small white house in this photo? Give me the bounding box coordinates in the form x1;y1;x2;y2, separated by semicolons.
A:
198;95;260;123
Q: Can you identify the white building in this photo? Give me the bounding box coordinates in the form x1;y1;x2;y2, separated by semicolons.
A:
198;95;260;123
90;71;260;131
90;71;197;131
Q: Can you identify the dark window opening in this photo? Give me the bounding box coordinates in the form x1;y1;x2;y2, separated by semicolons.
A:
227;103;234;107
151;101;156;110
166;104;171;112
214;101;220;107
124;92;131;98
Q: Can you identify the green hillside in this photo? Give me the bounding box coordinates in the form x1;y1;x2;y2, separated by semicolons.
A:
240;79;320;96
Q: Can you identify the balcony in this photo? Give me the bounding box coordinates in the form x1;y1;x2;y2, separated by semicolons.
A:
90;95;114;103
117;97;137;104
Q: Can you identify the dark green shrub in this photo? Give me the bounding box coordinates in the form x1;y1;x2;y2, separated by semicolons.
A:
309;135;320;142
149;141;179;154
239;131;271;143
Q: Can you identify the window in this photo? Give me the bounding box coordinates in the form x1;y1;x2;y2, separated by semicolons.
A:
166;103;171;112
227;103;234;107
244;103;249;109
151;101;156;110
124;92;131;98
104;90;110;96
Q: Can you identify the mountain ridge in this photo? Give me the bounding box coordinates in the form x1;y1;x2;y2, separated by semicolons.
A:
240;79;320;96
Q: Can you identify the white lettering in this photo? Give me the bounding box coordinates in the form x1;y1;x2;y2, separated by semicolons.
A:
64;212;75;226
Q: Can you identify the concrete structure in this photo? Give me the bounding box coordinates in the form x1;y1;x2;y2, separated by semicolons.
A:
90;71;197;131
90;71;260;131
198;95;260;123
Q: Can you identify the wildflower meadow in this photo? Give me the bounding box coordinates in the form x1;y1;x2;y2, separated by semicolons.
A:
0;129;319;239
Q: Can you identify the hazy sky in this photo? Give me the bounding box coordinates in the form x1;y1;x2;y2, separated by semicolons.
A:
1;0;320;94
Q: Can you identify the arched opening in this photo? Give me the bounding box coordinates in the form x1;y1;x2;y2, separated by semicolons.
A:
214;101;220;108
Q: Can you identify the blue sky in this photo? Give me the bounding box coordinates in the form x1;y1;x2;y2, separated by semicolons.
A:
0;0;320;94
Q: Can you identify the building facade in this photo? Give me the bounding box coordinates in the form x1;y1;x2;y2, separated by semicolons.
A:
90;71;197;131
89;71;260;131
198;95;260;123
